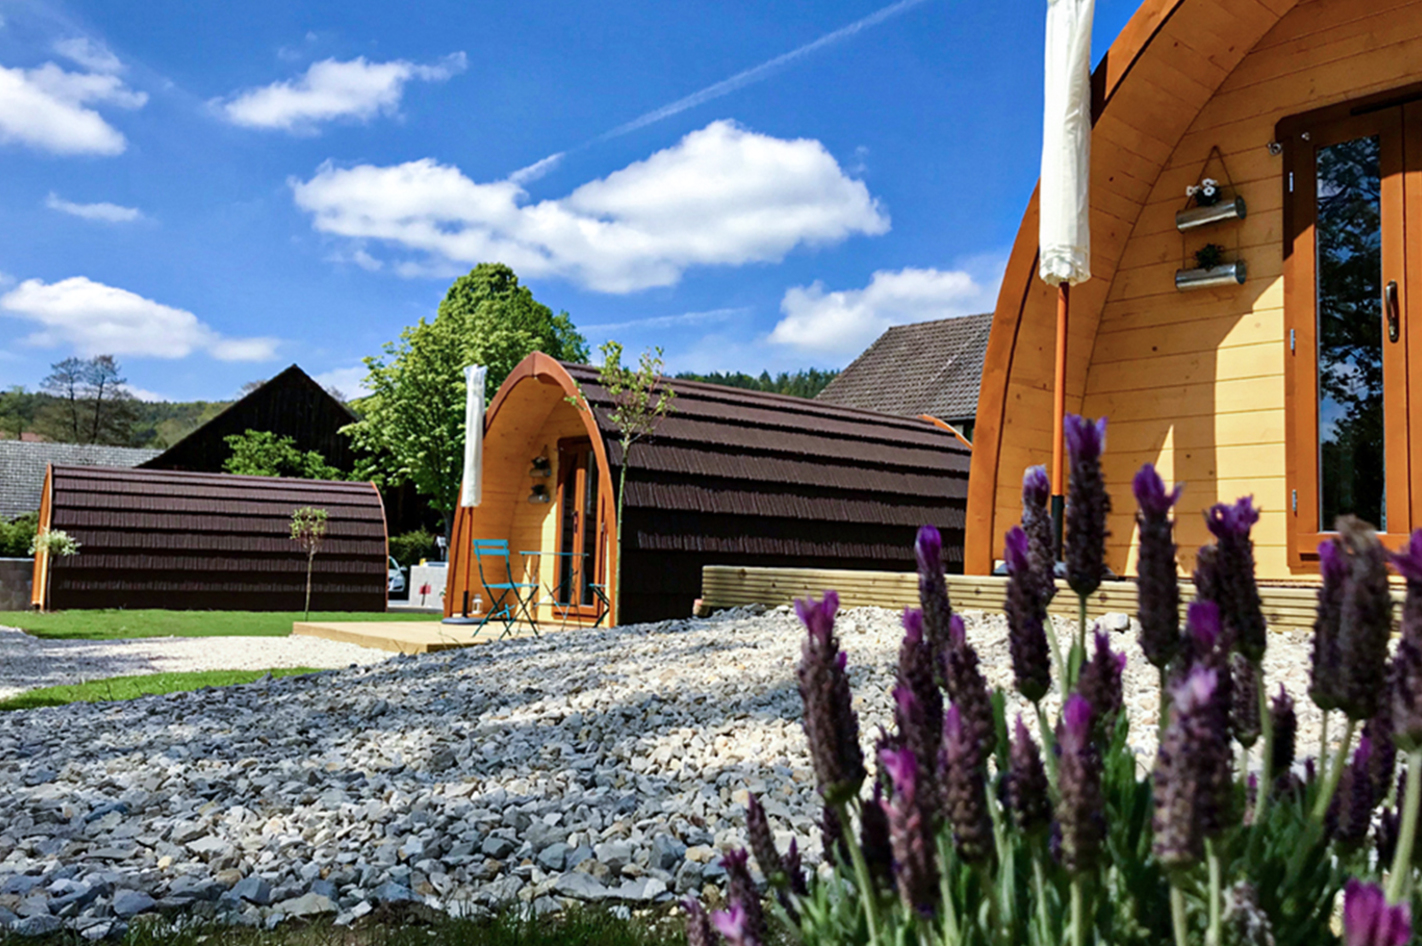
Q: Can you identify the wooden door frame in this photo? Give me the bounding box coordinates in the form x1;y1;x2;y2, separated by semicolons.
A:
553;437;604;619
1280;88;1418;569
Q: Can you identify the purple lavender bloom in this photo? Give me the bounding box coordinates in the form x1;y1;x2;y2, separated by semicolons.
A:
916;525;954;667
1394;637;1422;753
711;903;761;946
1204;497;1268;662
860;780;892;888
1364;696;1397;802
942;614;997;762
897;610;944;798
744;794;785;887
1331;735;1376;850
795;591;865;804
1393;528;1422;649
783;839;808;896
1078;629;1126;726
880;747;939;915
941;704;994;865
1134;463;1184;670
1004;527;1052;703
719;849;765;946
820;805;848;866
684;899;721;946
1310;537;1348;712
1153;666;1231;870
1270;685;1296;782
1342;879;1412;946
1008;714;1052;836
1022;465;1058;606
1231;653;1261;749
1064;415;1111;599
1058;694;1104;874
1337;517;1396;722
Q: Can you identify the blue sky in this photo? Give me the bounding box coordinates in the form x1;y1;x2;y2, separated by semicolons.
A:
0;0;1137;402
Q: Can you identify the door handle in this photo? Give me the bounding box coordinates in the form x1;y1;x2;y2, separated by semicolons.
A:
1386;280;1400;343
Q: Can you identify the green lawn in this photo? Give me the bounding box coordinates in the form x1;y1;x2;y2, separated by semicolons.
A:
0;609;440;640
0;667;321;711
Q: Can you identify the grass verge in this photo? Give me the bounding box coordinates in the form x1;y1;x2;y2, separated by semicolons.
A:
0;668;321;712
0;610;440;641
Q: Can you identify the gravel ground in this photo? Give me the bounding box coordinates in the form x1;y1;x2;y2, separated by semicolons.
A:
0;604;1331;938
0;627;391;700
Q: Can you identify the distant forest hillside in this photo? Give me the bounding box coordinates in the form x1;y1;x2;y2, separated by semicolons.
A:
673;368;839;399
0;390;231;448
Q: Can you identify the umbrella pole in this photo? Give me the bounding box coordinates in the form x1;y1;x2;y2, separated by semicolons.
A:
1051;282;1069;560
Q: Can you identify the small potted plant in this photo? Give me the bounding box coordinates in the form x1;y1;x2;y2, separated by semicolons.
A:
1186;176;1221;207
1176;242;1246;290
1194;242;1226;270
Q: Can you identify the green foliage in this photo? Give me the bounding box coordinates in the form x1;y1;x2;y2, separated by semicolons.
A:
343;263;588;532
675;367;840;399
223;429;345;480
0;386;43;440
389;528;438;566
30;528;79;557
0;609;437;640
0;667;319;711
0;512;37;558
36;355;139;445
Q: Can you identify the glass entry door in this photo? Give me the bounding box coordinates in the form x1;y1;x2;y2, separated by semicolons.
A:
554;438;603;615
1285;99;1417;551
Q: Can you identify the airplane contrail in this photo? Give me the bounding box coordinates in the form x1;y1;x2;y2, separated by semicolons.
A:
597;0;934;142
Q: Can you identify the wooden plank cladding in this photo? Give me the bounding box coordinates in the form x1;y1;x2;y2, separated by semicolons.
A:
33;465;387;611
699;565;1402;633
968;0;1422;580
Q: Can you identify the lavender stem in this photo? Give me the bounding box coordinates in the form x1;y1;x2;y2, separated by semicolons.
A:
837;801;882;946
1170;885;1189;946
1386;749;1422;905
1311;718;1357;823
1318;711;1330;782
1071;877;1086;946
937;833;961;946
1256;674;1274;822
1074;596;1087;689
1206;837;1222;946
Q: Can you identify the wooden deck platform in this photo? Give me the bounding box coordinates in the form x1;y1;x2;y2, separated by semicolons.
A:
699;565;1401;634
292;619;547;654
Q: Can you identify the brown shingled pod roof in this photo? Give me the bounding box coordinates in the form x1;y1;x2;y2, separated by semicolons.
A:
558;360;969;621
815;312;993;422
35;465;387;611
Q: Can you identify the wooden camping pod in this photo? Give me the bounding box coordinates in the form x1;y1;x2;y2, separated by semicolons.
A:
446;353;971;626
969;0;1422;578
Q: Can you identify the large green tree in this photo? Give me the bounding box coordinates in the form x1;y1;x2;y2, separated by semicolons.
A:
344;263;588;537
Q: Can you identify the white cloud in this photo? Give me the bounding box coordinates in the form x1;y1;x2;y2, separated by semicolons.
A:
769;261;1004;356
45;192;142;222
581;307;747;334
0;277;278;362
0;60;146;155
291;120;889;293
218;53;466;132
122;384;166;403
53;37;122;74
311;365;371;398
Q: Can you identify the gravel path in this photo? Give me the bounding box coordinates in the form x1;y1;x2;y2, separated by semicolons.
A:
0;627;391;700
0;604;1330;938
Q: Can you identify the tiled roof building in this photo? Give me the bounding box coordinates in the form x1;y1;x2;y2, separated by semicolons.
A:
0;441;161;520
815;313;993;438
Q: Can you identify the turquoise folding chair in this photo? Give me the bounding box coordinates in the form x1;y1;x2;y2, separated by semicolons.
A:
472;540;540;639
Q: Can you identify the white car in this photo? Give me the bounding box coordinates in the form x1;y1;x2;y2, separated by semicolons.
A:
388;557;407;596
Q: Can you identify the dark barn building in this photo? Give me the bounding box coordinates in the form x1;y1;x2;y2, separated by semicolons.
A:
141;364;430;535
448;354;971;626
32;466;388;611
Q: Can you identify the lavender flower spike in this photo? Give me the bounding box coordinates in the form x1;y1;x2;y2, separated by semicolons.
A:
1078;629;1126;725
719;849;765;946
795;591;865;804
942;614;997;762
1064;415;1111;599
1270;685;1297;782
1310;537;1348;712
684;899;721;946
880;747;939;915
712;903;762;946
916;525;953;665
1004;526;1052;703
941;704;994;865
1022;465;1057;606
1342;879;1411;946
744;794;785;886
1393;528;1422;648
1231;654;1261;749
1058;694;1104;874
1204;496;1268;662
1008;714;1052;836
1332;735;1376;850
1153;666;1230;870
1336;517;1396;722
897;609;943;797
1133;463;1183;669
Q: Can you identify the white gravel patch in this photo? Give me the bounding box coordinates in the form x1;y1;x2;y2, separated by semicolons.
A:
0;626;391;700
0;604;1333;937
